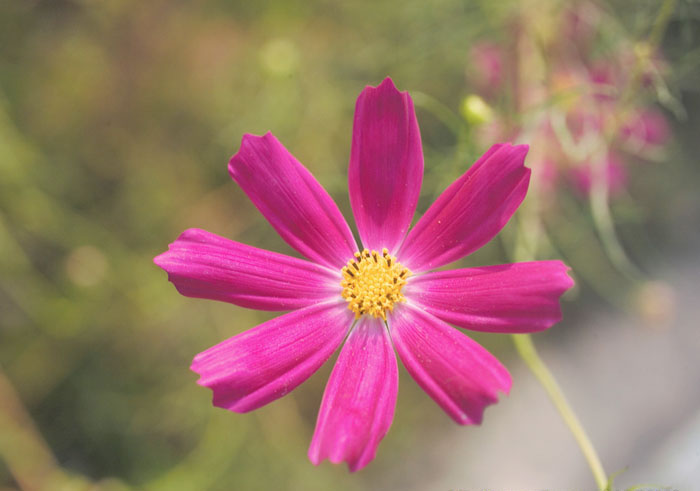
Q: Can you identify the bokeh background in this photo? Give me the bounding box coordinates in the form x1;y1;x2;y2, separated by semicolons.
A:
1;0;699;489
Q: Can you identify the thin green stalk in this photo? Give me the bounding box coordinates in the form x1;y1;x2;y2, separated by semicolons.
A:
620;0;677;106
511;334;608;491
509;210;608;488
0;365;98;490
589;155;644;283
587;0;678;282
648;0;677;48
506;2;678;488
509;189;608;488
410;91;464;137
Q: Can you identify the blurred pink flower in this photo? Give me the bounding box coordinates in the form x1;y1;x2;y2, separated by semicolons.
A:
468;42;505;96
570;153;628;196
588;60;620;101
535;158;560;193
155;78;574;471
622;109;670;147
562;2;600;49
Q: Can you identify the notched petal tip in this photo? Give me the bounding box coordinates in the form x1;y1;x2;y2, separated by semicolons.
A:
228;132;274;174
153;232;188;271
513;144;531;170
561;261;576;290
190;358;253;414
501;374;513;396
510;141;530;155
152;250;169;269
541;259;577;293
452;371;512;426
368;76;400;94
307;452;365;473
496;141;530;167
154;231;195;270
487;141;530;164
239;131;274;144
357;77;412;107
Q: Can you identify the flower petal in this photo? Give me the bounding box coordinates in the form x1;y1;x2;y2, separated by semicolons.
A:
309;316;398;472
390;304;511;425
398;143;530;272
229;133;357;269
406;261;574;333
154;228;339;311
191;301;353;413
348;77;423;253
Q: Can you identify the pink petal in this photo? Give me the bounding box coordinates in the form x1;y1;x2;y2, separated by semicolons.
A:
308;316;398;472
229;133;357;269
191;301;353;413
154;228;339;311
622;109;670;146
348;77;423;253
469;42;504;96
569;154;628;196
398;144;530;272
637;109;670;145
390;304;511;425
406;261;574;333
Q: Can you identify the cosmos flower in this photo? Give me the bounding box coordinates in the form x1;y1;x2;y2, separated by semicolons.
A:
154;78;573;471
469;42;505;98
622;109;670;149
569;152;628;196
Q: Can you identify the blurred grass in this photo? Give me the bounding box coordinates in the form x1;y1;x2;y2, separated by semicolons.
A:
0;0;698;489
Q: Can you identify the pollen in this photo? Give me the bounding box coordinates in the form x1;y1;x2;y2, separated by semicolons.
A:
340;248;411;320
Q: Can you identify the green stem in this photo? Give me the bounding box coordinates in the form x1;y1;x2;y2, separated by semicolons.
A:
511;334;608;491
506;3;678;489
410;91;464;137
0;365;94;490
589;155;644;283
509;206;608;487
648;0;677;48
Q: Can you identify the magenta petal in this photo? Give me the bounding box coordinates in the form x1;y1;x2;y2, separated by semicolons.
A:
191;302;353;413
406;261;574;333
390;304;511;425
348;77;423;252
398;144;530;272
308;316;398;472
229;133;357;269
154;228;339;311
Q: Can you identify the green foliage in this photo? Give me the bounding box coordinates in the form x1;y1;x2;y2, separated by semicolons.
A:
0;0;697;489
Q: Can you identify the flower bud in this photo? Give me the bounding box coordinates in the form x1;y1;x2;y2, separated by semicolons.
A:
460;94;493;125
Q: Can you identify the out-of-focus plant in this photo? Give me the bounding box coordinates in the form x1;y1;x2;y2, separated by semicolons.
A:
453;1;683;488
0;0;694;489
463;0;680;311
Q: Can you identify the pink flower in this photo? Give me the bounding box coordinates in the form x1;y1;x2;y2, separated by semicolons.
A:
468;42;505;97
622;108;670;148
155;78;574;471
569;153;628;196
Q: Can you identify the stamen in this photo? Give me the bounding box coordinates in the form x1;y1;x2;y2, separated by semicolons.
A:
340;248;411;320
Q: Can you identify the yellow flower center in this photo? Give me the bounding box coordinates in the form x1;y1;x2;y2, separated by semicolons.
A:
340;248;411;320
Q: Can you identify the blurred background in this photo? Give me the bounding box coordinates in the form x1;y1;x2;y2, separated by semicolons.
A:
1;0;699;489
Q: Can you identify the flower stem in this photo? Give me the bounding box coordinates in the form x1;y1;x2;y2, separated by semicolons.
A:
589;152;644;283
648;0;677;49
0;365;80;490
511;334;608;491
